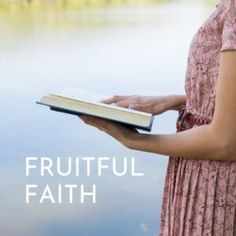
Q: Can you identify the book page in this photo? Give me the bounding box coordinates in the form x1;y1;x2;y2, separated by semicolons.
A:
48;87;152;116
57;87;110;103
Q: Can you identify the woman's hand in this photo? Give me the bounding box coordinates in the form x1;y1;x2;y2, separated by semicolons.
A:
101;95;186;115
79;115;138;148
78;94;186;149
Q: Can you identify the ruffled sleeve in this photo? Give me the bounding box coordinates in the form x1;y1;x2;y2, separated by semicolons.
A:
221;0;236;51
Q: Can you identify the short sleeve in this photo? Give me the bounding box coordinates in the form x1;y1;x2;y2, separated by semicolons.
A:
221;0;236;51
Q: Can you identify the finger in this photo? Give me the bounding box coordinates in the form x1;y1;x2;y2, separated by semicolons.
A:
79;115;100;125
115;101;130;108
100;95;128;104
79;115;89;120
78;114;86;119
79;115;93;124
128;104;140;110
80;115;110;130
128;104;150;113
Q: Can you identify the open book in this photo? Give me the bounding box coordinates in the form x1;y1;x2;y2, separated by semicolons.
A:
37;88;154;131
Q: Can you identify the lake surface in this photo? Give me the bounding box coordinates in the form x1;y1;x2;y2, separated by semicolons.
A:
0;1;215;235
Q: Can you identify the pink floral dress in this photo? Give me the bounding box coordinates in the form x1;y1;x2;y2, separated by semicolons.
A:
160;0;236;235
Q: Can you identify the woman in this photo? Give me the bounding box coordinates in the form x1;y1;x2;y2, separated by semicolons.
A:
80;0;236;235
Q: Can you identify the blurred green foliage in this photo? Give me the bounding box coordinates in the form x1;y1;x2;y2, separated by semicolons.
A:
0;1;157;32
0;0;216;33
0;0;164;9
0;0;216;9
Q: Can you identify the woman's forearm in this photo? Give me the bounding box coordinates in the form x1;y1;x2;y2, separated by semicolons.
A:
125;53;236;161
149;94;186;115
127;124;230;161
165;95;186;111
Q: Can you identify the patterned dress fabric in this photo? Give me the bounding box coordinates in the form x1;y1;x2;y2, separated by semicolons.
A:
160;0;236;235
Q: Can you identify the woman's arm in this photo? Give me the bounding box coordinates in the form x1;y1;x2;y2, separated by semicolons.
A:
79;51;236;161
125;51;236;161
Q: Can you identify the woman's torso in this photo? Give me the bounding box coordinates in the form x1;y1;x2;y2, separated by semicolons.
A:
185;0;229;120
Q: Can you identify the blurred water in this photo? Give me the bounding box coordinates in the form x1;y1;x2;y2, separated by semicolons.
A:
0;1;215;236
